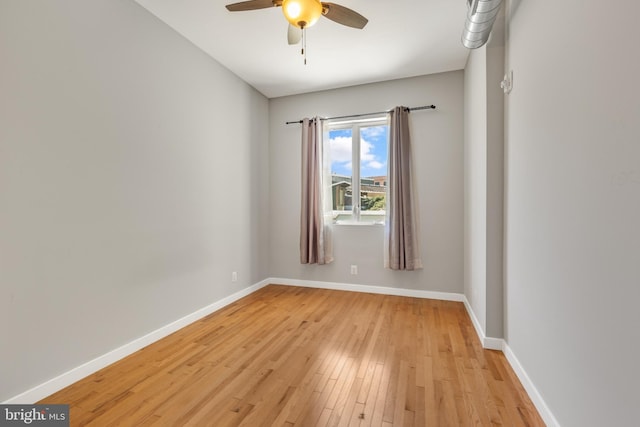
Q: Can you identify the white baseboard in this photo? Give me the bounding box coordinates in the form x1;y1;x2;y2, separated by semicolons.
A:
268;277;466;302
460;296;559;425
483;336;504;350
3;279;271;404
503;342;560;427
461;297;504;350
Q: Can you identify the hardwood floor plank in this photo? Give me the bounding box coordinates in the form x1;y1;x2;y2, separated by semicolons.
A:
391;359;409;425
40;285;544;426
358;363;384;427
334;376;363;427
315;407;333;427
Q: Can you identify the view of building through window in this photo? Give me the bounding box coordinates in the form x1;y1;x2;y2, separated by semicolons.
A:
326;117;389;224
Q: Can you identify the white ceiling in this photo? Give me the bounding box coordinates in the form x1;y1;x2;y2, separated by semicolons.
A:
134;0;470;98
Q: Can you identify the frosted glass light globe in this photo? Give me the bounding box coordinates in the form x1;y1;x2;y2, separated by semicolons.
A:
282;0;323;28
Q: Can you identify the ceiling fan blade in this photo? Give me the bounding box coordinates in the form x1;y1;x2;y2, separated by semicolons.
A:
287;24;302;45
225;0;276;12
321;2;368;29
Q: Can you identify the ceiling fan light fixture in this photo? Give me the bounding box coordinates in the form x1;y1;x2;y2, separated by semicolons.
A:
282;0;323;28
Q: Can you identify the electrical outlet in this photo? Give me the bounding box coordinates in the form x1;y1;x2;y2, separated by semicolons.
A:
232;271;238;282
350;265;358;275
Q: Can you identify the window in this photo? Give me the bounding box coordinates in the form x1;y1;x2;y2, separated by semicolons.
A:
324;115;390;224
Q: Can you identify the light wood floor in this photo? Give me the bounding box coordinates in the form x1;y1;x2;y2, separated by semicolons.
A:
41;285;544;426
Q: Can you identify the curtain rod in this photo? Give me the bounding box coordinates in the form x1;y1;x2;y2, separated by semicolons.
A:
285;104;436;125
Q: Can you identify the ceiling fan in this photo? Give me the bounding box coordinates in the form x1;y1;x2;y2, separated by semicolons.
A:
225;0;368;47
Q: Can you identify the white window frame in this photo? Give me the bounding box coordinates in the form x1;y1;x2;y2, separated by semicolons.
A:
324;114;390;225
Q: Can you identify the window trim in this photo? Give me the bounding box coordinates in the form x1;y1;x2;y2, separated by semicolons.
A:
324;114;390;225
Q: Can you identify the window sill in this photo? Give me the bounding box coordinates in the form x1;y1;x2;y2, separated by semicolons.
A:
334;221;384;226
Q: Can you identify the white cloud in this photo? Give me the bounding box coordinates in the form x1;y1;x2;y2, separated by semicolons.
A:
330;135;385;173
361;126;387;139
360;139;375;162
329;136;352;163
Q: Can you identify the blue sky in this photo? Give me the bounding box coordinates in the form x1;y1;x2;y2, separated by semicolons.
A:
329;125;389;178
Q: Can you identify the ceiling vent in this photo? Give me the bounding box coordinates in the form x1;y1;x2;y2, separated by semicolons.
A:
461;0;503;49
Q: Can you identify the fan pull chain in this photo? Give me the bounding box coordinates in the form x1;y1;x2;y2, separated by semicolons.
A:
301;27;307;65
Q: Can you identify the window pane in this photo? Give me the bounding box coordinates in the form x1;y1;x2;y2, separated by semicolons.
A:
328;128;353;223
359;125;388;224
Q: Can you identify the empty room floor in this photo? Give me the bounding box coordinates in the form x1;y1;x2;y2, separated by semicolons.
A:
41;285;544;426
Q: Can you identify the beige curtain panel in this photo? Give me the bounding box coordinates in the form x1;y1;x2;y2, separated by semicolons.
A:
300;117;333;265
385;106;423;270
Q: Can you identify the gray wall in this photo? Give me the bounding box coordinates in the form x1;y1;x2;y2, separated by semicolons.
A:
504;0;640;425
485;23;505;340
464;47;488;331
269;72;464;293
0;0;269;401
463;21;505;340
